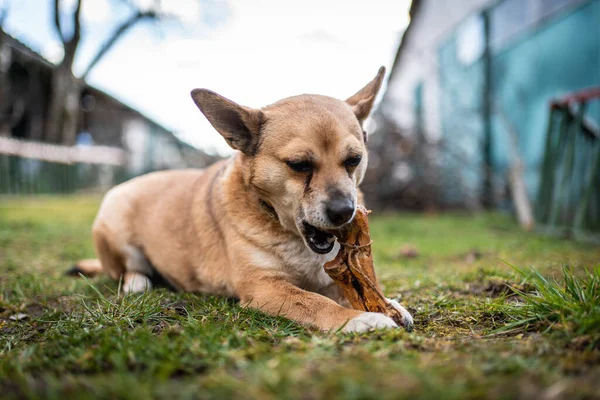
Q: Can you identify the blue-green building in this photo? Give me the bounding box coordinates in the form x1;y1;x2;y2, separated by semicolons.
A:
372;0;599;230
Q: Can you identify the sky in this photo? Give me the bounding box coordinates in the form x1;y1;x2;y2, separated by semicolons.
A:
2;0;411;155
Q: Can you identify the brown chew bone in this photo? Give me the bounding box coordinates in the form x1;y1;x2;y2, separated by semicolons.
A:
324;205;409;328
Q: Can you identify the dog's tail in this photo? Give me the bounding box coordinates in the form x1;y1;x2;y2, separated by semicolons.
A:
65;259;104;277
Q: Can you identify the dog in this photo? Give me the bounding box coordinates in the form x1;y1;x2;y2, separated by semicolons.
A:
72;67;413;333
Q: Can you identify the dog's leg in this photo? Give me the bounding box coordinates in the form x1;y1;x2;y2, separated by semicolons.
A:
91;228;126;280
120;245;154;293
238;275;398;332
319;282;413;331
66;259;103;277
91;228;154;294
123;272;152;293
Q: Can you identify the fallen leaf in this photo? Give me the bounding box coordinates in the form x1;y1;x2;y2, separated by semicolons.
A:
9;313;28;321
399;244;419;258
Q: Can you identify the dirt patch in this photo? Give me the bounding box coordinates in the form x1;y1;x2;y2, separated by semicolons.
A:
465;277;535;298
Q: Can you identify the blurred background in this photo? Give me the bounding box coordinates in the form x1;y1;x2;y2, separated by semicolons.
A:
0;0;599;239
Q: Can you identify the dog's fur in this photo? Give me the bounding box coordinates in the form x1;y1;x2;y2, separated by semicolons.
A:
73;67;413;333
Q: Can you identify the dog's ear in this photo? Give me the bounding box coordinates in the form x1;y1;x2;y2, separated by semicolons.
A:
191;89;263;155
346;66;386;122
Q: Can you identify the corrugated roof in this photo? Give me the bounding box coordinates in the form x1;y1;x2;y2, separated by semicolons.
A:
387;0;422;82
2;32;195;148
1;33;54;68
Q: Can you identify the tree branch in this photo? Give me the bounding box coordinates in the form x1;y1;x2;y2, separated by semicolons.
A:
57;0;83;69
0;1;9;27
54;0;65;43
119;0;139;12
71;0;83;43
81;10;157;79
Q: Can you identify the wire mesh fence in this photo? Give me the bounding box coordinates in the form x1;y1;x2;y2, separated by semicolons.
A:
0;137;127;195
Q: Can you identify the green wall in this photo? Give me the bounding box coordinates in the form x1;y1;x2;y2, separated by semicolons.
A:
490;0;600;197
438;0;600;208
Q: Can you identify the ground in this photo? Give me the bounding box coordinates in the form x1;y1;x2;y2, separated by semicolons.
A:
0;196;599;400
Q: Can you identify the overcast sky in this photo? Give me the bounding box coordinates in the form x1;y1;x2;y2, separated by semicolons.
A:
2;0;410;155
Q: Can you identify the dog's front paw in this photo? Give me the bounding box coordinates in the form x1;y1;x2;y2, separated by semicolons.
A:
342;312;398;333
387;298;414;331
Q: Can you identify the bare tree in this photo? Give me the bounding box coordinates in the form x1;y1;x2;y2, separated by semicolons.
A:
0;4;12;135
0;5;7;91
363;108;485;212
45;0;164;145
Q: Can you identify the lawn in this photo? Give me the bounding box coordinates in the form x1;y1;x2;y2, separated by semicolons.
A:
0;196;599;399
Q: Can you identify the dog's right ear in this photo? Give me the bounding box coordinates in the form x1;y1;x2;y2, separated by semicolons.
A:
346;66;386;123
191;89;263;155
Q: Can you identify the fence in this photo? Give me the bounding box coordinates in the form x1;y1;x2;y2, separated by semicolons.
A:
0;137;127;195
536;88;600;237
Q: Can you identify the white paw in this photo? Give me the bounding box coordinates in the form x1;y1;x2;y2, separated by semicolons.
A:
343;312;398;333
124;274;152;294
387;298;414;331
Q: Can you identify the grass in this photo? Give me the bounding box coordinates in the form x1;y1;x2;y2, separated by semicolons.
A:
1;195;599;399
499;265;600;346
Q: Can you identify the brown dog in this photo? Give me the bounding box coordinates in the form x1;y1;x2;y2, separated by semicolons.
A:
73;67;413;332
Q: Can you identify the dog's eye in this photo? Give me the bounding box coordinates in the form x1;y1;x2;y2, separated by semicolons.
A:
344;155;362;168
286;160;313;173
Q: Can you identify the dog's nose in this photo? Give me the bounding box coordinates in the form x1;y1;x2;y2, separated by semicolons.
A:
326;198;355;226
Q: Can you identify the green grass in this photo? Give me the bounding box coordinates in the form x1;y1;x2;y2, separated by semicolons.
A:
1;196;599;399
499;265;600;346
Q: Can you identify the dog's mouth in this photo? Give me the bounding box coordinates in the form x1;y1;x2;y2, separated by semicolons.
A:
302;222;336;254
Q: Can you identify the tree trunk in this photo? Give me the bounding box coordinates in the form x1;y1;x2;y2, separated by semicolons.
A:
0;21;9;135
45;64;69;143
62;80;82;145
45;50;82;145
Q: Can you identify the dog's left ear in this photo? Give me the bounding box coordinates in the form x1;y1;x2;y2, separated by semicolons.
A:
191;89;263;155
346;66;386;123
